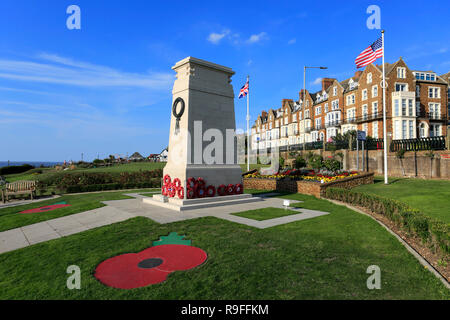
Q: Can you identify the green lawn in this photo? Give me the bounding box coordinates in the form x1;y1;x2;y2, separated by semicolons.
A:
0;189;157;232
353;177;450;224
0;193;448;299
232;207;301;221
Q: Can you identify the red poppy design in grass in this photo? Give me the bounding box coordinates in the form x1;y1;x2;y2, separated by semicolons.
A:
20;203;71;214
94;233;207;289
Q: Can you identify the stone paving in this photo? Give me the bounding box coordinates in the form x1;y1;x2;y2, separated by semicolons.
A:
0;193;329;254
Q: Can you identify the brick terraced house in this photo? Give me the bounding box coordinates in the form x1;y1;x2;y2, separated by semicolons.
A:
251;58;449;151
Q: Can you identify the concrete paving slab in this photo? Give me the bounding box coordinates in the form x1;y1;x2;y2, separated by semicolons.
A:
21;222;61;245
0;228;29;254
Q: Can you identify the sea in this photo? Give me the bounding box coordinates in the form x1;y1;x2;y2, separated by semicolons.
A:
0;161;63;168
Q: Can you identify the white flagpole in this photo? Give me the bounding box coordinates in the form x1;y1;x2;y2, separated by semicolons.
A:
246;75;250;172
381;30;388;184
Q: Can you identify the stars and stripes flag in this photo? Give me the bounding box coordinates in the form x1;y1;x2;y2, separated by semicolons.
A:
238;79;249;99
355;37;383;68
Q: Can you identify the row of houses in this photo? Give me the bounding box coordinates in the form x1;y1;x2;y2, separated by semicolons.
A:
128;148;168;162
251;58;450;150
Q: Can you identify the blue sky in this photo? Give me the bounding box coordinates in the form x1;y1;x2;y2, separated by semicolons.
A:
1;0;449;162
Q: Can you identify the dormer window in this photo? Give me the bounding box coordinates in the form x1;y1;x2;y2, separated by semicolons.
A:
367;73;372;84
349;79;357;90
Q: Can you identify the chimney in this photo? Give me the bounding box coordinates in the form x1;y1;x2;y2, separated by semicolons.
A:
354;71;363;79
299;89;307;101
282;98;293;106
321;78;336;92
262;111;268;117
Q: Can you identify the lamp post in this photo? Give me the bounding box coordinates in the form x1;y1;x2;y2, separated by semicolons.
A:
303;66;328;150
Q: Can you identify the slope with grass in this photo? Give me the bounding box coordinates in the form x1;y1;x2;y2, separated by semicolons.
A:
0;189;157;232
353;177;450;224
0;193;448;299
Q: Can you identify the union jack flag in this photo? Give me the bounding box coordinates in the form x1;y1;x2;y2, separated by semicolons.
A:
355;37;383;68
238;79;249;99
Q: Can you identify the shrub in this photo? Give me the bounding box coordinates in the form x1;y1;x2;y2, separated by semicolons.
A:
325;188;449;257
323;158;340;172
308;154;323;171
294;156;307;169
0;164;35;175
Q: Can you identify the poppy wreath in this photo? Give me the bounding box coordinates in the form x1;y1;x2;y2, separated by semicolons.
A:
186;187;195;199
167;183;177;198
187;177;197;189
226;184;235;195
196;177;206;188
173;178;181;189
217;184;227;196
234;183;243;194
163;174;171;186
206;185;216;197
195;185;206;198
94;232;207;289
161;185;168;196
177;187;184;199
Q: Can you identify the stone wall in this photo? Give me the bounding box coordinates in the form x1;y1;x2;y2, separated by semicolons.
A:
244;172;374;198
281;149;450;179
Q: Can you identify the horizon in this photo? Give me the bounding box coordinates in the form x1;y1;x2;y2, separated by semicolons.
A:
1;0;449;162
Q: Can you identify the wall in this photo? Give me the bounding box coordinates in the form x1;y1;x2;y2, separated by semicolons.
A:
243;172;374;198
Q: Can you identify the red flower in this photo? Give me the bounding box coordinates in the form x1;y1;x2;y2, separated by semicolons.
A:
94;233;207;290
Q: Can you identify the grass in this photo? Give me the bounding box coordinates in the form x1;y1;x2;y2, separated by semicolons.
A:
353;176;450;224
0;189;156;232
0;192;448;299
232;207;301;221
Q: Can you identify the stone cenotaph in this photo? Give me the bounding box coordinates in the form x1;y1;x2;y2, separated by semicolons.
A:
144;57;261;211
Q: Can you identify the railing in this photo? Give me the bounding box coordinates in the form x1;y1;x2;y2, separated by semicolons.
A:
344;117;357;124
418;112;447;121
390;136;446;152
355;111;384;123
325;120;341;128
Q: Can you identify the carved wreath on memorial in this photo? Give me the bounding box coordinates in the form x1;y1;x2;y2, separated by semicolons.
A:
172;97;185;134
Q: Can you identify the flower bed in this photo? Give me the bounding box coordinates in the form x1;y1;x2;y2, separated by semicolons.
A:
243;170;374;198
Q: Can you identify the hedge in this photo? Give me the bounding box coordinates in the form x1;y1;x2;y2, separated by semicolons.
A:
0;164;34;175
325;187;449;257
65;181;160;194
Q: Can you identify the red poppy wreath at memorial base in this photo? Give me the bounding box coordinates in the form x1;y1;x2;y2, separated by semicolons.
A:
94;232;207;289
161;174;243;199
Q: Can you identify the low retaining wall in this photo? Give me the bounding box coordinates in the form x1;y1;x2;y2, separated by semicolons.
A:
244;172;374;198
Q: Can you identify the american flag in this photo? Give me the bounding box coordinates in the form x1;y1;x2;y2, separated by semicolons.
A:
355;37;383;68
238;79;249;99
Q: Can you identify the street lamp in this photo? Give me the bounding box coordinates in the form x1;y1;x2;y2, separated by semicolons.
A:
302;66;328;150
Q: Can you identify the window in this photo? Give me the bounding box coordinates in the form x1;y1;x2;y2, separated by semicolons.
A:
429;103;440;119
293;114;297;122
363;123;368;134
362;89;368;100
395;83;407;91
419;123;425;138
402;99;407;116
269;123;272;129
315;118;321;129
333;86;337;96
332;100;339;110
416;102;421;116
430;124;440;137
372;102;378;114
362;105;368;120
416;85;420;96
346;95;355;105
315;106;322;115
324;103;329;113
394;99;399;116
395;120;400;139
284;116;288;123
428;87;440;98
397;67;406;79
372;85;378;97
408;99;413;116
305;110;310;118
409;120;414;139
373;122;378;138
367;73;372;84
402;120;407;138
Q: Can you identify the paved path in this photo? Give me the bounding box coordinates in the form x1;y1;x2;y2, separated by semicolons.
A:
0;194;329;254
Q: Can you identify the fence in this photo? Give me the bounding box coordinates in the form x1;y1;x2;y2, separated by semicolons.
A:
390;136;446;152
261;136;446;154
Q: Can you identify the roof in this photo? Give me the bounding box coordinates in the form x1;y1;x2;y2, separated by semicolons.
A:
129;152;144;159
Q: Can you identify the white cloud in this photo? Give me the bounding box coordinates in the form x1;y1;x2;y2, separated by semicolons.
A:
0;53;173;88
288;38;296;45
312;77;322;85
207;30;230;44
247;32;268;44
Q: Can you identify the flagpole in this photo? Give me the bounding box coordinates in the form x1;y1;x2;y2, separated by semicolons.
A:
381;30;388;184
246;75;250;172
